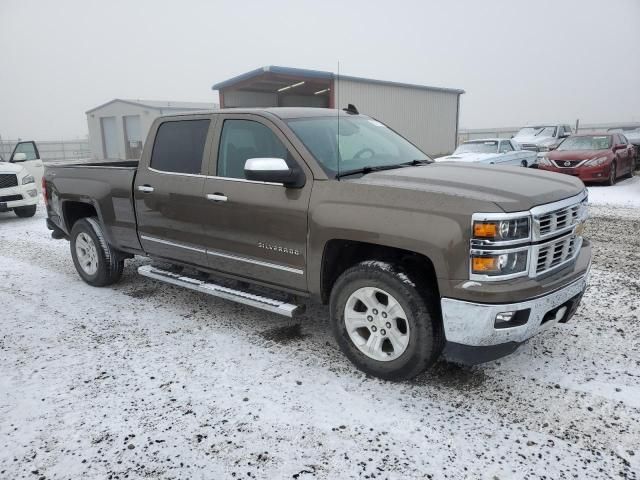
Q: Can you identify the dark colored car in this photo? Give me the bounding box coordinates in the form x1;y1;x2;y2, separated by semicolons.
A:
43;108;591;380
538;133;636;185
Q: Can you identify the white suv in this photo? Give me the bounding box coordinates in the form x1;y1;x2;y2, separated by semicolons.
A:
0;141;44;218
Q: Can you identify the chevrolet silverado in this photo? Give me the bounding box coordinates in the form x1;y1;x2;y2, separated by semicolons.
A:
43;108;591;380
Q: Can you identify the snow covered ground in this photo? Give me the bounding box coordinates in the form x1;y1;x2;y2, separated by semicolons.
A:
1;205;639;479
588;176;640;208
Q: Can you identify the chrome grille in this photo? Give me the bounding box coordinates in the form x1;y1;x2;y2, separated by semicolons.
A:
534;234;581;276
533;197;587;240
520;143;539;152
0;174;18;189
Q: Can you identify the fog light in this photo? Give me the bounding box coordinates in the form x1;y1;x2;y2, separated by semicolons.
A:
494;309;531;329
28;189;38;197
495;311;515;323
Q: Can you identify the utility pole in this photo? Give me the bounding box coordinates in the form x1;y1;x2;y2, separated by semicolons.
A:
575;119;580;133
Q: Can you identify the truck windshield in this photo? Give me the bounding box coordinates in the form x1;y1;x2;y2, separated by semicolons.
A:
454;141;498;154
557;135;612;151
517;126;557;137
286;116;429;176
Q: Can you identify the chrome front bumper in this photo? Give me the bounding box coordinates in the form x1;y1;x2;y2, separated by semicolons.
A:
441;272;589;348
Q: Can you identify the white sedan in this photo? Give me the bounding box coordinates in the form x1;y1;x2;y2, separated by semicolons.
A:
436;138;537;167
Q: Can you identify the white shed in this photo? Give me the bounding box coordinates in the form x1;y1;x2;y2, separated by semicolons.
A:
213;66;464;157
86;99;217;160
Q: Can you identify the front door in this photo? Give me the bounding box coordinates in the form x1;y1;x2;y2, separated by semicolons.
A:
10;141;44;189
134;116;214;266
200;114;313;291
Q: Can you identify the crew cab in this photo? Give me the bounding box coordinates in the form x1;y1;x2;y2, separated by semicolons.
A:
43;108;592;380
0;141;43;218
435;138;537;167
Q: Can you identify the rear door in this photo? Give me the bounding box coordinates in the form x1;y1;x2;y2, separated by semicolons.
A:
134;115;215;266
200;113;313;291
10;141;44;189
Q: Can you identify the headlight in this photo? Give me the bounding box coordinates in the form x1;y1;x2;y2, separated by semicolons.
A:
538;156;552;167
538;145;550;152
583;156;607;167
473;217;530;242
22;175;35;185
471;250;529;277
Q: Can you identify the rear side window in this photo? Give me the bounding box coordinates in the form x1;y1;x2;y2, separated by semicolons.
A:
217;120;288;179
151;120;210;174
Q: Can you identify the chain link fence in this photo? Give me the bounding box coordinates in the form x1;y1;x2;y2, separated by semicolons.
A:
0;139;90;163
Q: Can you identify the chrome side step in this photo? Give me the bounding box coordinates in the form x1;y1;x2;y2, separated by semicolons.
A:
138;265;300;317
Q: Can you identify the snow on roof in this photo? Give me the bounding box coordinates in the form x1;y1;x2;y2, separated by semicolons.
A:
86;99;217;114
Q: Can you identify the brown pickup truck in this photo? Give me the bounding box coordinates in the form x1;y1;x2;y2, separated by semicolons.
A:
44;107;592;380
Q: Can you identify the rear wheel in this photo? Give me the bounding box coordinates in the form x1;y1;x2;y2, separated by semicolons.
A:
14;205;37;218
330;261;443;380
70;217;124;286
606;162;617;186
520;160;528;167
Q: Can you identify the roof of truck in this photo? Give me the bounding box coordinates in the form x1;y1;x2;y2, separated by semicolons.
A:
165;107;367;119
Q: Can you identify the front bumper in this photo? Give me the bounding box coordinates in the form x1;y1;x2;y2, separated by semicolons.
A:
539;164;611;182
441;270;589;364
0;184;39;211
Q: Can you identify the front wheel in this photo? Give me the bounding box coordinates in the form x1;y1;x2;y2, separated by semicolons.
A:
520;160;528;168
606;162;617;186
70;217;124;286
330;261;443;380
14;205;37;218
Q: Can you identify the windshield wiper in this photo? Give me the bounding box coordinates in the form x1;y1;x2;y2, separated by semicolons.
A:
335;159;432;179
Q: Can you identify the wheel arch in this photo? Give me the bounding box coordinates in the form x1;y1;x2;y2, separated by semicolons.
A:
319;239;441;305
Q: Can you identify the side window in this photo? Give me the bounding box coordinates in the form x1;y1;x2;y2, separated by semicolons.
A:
217;120;288;179
565;125;572;134
150;119;210;174
12;141;39;161
499;140;514;153
619;135;627;145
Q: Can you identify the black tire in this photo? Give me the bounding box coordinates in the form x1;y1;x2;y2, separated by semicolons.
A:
520;160;528;168
14;205;37;218
330;261;444;381
606;162;617;186
70;217;124;287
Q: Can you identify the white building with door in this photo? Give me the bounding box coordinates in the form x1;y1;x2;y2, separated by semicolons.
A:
86;99;217;160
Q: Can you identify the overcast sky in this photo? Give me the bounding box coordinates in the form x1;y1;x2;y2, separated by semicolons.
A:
1;0;639;140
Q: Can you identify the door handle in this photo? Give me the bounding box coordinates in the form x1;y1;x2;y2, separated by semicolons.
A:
138;185;155;193
206;193;228;202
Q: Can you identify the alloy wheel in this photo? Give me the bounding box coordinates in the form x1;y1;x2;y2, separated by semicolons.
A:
344;287;410;361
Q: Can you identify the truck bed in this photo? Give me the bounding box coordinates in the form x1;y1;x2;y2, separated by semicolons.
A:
44;161;142;253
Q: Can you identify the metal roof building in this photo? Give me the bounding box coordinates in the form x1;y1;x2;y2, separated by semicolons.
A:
212;66;464;156
86;98;217;160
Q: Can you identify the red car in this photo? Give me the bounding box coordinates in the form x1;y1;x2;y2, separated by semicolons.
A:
538;133;636;185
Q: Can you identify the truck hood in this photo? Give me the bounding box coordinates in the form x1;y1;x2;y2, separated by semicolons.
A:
0;162;24;174
353;163;585;212
434;152;498;163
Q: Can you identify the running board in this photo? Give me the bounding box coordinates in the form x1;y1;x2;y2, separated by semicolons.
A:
138;265;300;317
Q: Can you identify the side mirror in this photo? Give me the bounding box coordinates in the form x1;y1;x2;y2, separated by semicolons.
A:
244;158;303;187
12;152;27;162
